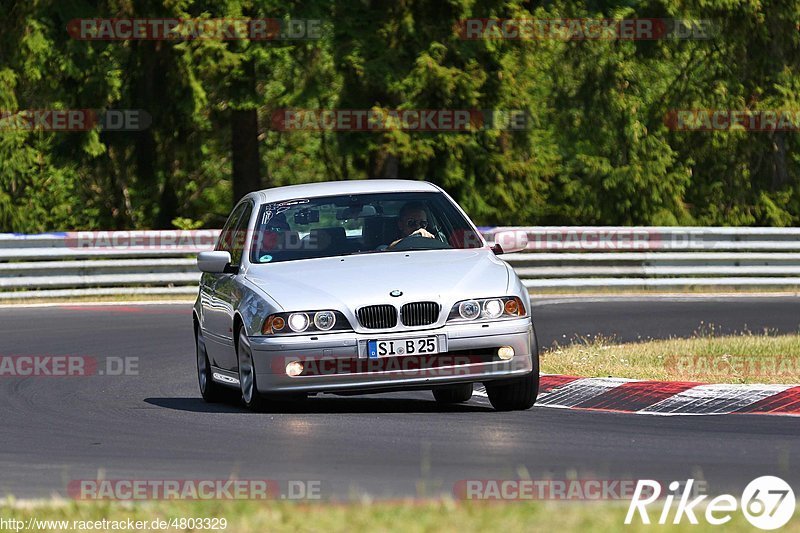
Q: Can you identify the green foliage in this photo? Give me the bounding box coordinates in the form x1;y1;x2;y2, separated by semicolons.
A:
0;0;798;231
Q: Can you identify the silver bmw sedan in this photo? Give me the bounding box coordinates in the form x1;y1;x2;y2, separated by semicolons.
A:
193;180;539;411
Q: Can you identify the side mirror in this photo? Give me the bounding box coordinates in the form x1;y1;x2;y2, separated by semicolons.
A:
492;230;528;253
197;251;233;273
491;243;504;255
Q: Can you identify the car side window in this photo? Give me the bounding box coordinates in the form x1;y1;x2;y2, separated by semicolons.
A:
229;201;254;268
216;202;249;255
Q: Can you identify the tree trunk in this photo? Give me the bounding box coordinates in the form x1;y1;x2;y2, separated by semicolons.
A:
368;150;399;179
231;59;262;204
132;41;159;226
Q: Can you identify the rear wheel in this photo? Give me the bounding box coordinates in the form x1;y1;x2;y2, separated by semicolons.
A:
196;326;226;403
432;383;474;404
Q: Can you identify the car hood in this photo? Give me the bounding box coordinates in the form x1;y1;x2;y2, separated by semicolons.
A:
244;248;510;312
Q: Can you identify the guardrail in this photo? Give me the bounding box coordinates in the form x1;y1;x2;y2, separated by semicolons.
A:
0;231;217;299
482;227;800;289
0;227;799;299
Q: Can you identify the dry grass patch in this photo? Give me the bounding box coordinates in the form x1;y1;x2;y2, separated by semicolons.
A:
543;328;800;384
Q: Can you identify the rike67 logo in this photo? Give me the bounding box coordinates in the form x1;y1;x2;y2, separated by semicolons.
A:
626;477;795;530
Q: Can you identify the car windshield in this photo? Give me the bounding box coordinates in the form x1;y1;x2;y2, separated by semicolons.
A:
249;191;483;264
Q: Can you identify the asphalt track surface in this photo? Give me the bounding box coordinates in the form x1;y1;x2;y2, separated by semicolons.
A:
1;296;799;500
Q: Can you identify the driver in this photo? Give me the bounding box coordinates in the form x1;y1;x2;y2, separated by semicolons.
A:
388;201;435;248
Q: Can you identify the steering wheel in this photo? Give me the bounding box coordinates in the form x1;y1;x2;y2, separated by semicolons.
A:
391;233;451;251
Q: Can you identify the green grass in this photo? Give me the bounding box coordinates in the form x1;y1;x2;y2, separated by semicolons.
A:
543;328;800;383
2;499;798;532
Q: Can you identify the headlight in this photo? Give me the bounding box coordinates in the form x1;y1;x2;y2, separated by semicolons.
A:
483;298;503;318
288;313;309;332
262;310;351;335
458;300;481;320
447;296;526;322
314;311;336;331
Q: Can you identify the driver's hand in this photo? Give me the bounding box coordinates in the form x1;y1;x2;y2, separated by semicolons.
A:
387;228;435;248
412;228;435;239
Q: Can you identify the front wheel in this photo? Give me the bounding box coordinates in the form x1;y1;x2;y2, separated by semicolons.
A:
432;383;474;404
237;327;269;411
485;332;540;411
485;369;539;411
236;327;307;411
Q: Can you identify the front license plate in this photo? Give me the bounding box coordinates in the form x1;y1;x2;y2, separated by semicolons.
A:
368;337;438;358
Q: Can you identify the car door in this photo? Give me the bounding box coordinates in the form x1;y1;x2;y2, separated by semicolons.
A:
201;201;250;369
210;200;255;371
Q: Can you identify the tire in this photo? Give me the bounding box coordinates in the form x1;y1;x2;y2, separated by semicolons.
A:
432;383;474;404
236;327;306;411
196;326;227;403
236;327;270;411
485;370;539;411
485;328;540;411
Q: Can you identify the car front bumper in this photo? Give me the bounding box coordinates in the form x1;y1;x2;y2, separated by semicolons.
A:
248;318;536;394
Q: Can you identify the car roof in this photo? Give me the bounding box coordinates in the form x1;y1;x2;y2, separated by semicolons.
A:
249;179;441;204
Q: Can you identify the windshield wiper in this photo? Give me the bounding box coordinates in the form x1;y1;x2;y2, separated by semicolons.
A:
342;249;384;256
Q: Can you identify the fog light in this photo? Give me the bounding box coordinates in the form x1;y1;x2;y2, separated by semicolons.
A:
498;346;515;360
286;361;304;377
